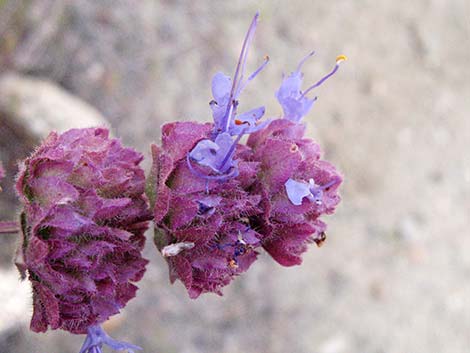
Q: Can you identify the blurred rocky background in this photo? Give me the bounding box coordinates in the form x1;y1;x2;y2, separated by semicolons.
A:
0;0;469;352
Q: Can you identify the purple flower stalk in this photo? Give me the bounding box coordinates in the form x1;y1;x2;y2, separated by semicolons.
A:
15;128;151;336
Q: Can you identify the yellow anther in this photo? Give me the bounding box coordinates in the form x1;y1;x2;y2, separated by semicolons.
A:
336;54;348;64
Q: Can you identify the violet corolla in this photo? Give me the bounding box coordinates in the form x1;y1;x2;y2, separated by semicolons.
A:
188;13;269;182
276;52;347;122
285;177;341;206
79;325;142;353
14;128;150;350
187;131;241;181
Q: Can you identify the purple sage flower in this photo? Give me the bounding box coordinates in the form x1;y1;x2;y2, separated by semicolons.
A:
148;122;262;298
187;13;270;182
276;53;347;122
15;128;151;336
187;132;240;180
210;73;268;136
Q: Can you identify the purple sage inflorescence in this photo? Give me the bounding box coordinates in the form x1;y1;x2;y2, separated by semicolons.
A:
148;122;263;298
148;13;345;298
15;128;150;352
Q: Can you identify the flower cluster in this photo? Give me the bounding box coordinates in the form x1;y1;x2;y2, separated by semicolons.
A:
15;128;151;351
7;12;346;353
148;122;263;298
148;13;344;298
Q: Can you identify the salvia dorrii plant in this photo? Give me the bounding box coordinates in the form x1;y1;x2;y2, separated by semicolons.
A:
2;12;346;353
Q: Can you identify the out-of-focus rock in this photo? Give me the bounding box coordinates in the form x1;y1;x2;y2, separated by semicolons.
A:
0;72;108;139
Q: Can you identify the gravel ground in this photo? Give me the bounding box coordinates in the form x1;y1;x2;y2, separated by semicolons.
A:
0;1;469;352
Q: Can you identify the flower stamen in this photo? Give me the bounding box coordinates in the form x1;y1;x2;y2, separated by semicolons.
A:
221;13;260;132
237;55;270;94
300;54;348;98
296;50;315;72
